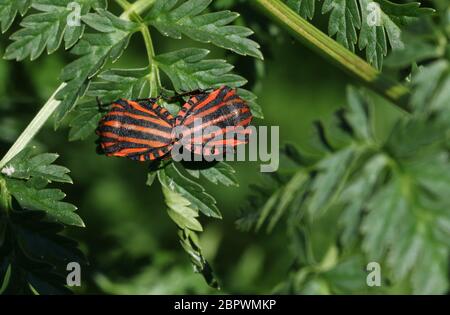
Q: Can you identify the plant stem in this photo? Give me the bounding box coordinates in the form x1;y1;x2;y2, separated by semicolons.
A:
120;0;156;20
115;0;130;11
0;177;12;213
0;83;66;169
254;0;411;112
118;0;161;97
140;25;161;97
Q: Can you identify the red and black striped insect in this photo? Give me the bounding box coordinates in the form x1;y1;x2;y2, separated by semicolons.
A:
96;86;253;162
173;86;253;157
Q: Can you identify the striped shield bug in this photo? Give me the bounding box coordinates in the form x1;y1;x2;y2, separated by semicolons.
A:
96;86;253;162
96;98;175;162
173;86;253;159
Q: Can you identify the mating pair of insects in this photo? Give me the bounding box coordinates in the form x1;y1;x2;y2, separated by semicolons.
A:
96;86;253;162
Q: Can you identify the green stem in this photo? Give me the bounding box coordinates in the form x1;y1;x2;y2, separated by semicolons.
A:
254;0;411;112
117;0;161;97
0;83;66;169
0;177;12;213
140;25;161;97
120;0;156;20
115;0;130;12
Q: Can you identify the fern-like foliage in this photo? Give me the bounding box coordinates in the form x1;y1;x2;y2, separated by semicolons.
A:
284;0;434;69
383;5;450;116
239;81;450;293
1;0;263;289
4;0;107;61
1;0;448;294
236;2;450;294
0;0;32;32
239;8;450;294
55;9;139;125
144;0;262;59
0;148;85;294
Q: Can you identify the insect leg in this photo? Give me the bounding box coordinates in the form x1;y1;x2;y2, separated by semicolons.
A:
132;96;161;103
163;88;213;103
96;97;114;113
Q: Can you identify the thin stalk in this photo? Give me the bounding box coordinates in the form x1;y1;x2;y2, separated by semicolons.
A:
0;83;66;169
118;0;161;96
254;0;411;112
0;177;12;213
115;0;130;12
121;0;156;20
140;25;161;97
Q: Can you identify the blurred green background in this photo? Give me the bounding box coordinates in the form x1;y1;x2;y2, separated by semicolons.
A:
0;2;402;294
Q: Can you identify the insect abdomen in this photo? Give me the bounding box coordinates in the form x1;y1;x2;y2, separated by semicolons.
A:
96;100;174;161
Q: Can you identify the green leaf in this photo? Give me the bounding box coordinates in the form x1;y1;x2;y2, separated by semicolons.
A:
408;155;450;212
158;163;220;289
69;66;154;140
285;0;316;19
146;0;263;59
410;243;448;294
322;255;367;293
1;150;84;294
345;86;373;142
255;171;308;232
359;0;433;70
87;67;150;101
54;9;138;126
361;175;449;294
266;171;308;231
6;179;84;227
339;154;388;246
68;101;102;141
3;148;72;184
0;209;86;294
358;0;389;70
384;33;444;68
240;81;450;294
286;0;434;69
185;162;238;187
410;60;450;113
13;213;86;267
4;0;106;61
254;188;281;231
237;88;264;119
199;162;238;187
155;48;247;92
0;0;32;33
178;229;219;289
307;147;356;217
69;66;154;141
146;171;157;187
385;115;448;160
163;186;203;232
322;0;361;52
158;164;221;218
0;263;11;294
